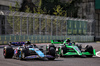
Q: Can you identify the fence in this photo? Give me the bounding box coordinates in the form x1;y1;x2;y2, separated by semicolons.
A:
0;35;94;44
0;10;94;44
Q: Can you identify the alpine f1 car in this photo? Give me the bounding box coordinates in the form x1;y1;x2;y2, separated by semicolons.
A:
3;44;57;60
51;39;96;57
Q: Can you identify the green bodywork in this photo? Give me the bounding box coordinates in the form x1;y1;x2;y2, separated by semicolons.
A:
58;44;96;57
50;39;96;57
51;40;63;44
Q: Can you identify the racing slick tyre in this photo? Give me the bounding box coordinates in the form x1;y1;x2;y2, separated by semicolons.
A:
48;58;55;60
85;45;93;57
60;46;67;57
48;47;56;60
49;45;56;50
18;48;29;60
86;55;93;57
3;46;14;58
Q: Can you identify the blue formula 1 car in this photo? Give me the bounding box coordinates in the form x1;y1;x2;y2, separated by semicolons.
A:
3;44;57;60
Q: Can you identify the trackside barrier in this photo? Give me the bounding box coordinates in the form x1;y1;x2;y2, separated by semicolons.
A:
0;35;94;44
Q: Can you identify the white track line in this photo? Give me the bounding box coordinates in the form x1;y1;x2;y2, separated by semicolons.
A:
96;51;100;57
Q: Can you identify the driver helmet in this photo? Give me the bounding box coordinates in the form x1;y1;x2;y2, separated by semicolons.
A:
66;38;70;43
25;40;31;45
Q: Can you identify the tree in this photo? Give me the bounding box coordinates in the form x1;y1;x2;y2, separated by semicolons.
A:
7;1;20;34
33;0;48;35
53;5;67;16
41;0;82;18
8;1;33;35
19;0;36;12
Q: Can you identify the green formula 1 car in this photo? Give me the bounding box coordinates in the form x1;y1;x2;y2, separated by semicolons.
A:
51;39;96;58
58;44;96;57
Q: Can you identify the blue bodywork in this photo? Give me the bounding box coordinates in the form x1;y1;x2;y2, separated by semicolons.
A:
25;55;54;59
29;48;45;57
14;45;55;59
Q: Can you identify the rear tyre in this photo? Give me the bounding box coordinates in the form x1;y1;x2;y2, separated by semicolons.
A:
85;45;93;57
48;47;56;60
49;45;56;50
60;46;67;57
3;46;14;58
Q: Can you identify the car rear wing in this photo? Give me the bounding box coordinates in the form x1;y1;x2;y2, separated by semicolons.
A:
51;40;64;44
9;42;25;46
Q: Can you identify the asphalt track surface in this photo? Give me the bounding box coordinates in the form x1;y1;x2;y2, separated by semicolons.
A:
0;43;100;66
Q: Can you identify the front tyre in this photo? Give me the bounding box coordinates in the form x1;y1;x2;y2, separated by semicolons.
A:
85;45;93;57
86;55;93;57
17;48;29;60
3;46;14;58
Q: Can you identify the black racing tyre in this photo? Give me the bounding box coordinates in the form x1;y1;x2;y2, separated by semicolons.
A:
85;45;93;54
49;45;56;50
62;46;67;54
49;47;56;56
3;46;14;58
48;58;55;60
60;46;67;57
48;47;56;60
22;48;29;56
86;55;93;57
85;45;93;57
18;48;29;60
